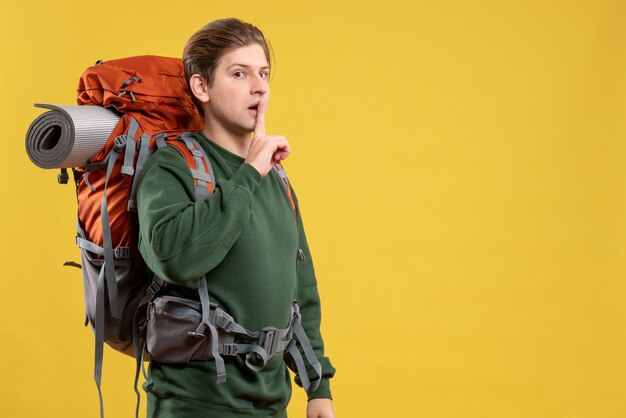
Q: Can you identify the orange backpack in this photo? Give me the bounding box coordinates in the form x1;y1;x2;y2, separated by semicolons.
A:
73;55;214;417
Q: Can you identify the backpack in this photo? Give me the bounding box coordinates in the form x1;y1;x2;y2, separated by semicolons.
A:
72;55;209;417
64;56;321;418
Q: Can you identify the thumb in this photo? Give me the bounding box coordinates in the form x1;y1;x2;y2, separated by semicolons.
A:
253;99;266;138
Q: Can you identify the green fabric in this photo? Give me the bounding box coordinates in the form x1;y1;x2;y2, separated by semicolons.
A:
137;132;335;417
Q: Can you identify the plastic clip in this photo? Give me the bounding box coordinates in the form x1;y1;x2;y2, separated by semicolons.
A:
259;328;281;358
188;323;208;339
215;314;234;332
113;135;127;152
113;247;131;259
221;344;238;356
146;279;163;297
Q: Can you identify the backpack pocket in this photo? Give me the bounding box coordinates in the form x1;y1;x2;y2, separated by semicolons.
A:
80;244;147;356
146;295;225;364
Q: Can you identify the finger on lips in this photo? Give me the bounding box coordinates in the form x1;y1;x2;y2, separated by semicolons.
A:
254;100;266;137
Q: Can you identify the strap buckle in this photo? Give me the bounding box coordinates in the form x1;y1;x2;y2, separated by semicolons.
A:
292;301;302;322
221;344;238;356
113;135;127;152
113;247;131;259
258;327;282;358
215;313;234;332
188;322;208;339
146;278;163;297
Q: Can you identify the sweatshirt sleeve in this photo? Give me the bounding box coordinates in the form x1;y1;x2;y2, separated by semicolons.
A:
287;185;337;400
136;146;262;288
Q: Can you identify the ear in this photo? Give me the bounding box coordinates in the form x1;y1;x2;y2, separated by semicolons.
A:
189;74;210;104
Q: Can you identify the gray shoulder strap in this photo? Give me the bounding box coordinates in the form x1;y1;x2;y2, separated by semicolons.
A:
173;133;215;201
128;133;153;211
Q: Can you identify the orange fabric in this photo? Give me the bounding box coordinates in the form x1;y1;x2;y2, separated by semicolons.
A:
75;56;204;252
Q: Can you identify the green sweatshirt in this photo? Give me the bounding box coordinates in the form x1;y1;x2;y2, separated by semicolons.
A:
136;131;335;417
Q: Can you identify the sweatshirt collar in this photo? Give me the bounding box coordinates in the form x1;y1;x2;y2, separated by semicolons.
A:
194;131;245;168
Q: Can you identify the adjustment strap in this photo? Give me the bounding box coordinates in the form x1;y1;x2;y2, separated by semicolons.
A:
290;319;322;393
132;295;149;418
272;163;296;220
76;237;131;260
101;146;121;319
180;133;215;199
213;310;257;339
76;237;104;256
155;133;167;149
132;276;164;418
121;117;140;176
192;277;226;384
94;264;106;418
128;133;152;211
244;345;270;372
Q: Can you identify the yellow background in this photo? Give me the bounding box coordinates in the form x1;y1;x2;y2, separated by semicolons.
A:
1;0;625;417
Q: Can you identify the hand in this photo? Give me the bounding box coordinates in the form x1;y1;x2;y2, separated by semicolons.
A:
307;398;335;418
245;99;291;177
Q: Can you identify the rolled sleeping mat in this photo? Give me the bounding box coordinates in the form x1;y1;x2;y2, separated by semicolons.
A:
25;104;121;169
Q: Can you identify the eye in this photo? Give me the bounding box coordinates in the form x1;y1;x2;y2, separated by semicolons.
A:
260;71;269;79
233;71;245;78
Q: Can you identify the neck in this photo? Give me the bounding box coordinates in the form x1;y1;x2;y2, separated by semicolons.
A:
202;119;253;159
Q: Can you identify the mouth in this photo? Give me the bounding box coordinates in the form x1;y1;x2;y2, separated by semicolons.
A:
247;102;259;116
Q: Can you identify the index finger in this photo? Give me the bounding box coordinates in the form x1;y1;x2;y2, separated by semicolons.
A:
254;99;266;138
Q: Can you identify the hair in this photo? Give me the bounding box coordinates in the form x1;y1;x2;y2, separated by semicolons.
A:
183;18;272;116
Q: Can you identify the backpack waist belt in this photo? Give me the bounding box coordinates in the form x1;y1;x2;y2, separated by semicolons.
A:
145;277;322;393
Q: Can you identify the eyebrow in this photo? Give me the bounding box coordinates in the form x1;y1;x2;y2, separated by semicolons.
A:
226;63;270;70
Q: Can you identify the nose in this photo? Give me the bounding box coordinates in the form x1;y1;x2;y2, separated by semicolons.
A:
250;73;269;95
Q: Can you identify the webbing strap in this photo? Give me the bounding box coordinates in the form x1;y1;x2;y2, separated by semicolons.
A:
180;134;214;192
273;162;288;182
131;276;166;418
133;276;157;418
76;237;131;260
189;169;214;184
290;319;322;393
101;148;121;319
155;133;167;149
286;342;312;393
132;297;148;418
244;345;271;372
141;344;148;381
173;134;214;200
180;135;207;181
84;148;115;193
128;133;152;211
213;311;257;339
196;277;226;383
84;172;96;192
121;118;139;176
272;163;296;220
94;263;106;418
121;136;136;176
76;237;104;256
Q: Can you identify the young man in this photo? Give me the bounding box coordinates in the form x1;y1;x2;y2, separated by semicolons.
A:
136;18;336;418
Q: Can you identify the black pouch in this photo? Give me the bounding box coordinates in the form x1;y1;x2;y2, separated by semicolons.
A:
146;295;235;364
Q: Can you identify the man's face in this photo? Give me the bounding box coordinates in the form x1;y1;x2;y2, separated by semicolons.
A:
204;43;270;136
